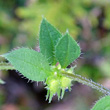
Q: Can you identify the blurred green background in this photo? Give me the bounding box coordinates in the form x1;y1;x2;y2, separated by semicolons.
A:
0;0;110;110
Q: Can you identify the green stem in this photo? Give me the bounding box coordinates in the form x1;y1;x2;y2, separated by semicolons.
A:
0;62;15;70
61;71;110;95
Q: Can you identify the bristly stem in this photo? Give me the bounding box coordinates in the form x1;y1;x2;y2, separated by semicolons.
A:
61;71;110;95
0;62;15;70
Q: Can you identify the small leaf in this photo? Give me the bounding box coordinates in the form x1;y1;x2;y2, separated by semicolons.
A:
2;48;51;81
91;96;110;110
0;79;5;84
55;32;81;68
39;18;62;65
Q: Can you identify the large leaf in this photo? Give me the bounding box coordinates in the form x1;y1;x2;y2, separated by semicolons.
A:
2;48;51;81
39;18;62;65
91;96;110;110
55;32;81;68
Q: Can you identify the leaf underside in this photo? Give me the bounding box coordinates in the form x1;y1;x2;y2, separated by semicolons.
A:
91;96;110;110
55;32;81;68
3;48;51;81
39;18;62;65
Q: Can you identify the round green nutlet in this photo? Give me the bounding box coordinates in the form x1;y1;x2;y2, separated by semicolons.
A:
61;76;72;88
46;76;54;85
49;79;60;94
46;78;60;103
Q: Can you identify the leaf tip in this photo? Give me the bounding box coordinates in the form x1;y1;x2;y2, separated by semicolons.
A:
66;29;69;33
42;16;47;22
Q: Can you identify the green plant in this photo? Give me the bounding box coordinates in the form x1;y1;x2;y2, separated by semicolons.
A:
0;18;110;109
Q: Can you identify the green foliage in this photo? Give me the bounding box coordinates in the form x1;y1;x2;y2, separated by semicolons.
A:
15;0;81;38
1;18;110;105
39;18;62;65
0;91;5;106
91;96;110;110
55;32;80;68
0;0;110;108
104;6;110;28
0;0;110;50
1;18;80;102
2;48;51;81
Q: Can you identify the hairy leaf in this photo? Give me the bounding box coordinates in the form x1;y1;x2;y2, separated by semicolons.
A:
2;48;51;81
91;96;110;110
55;32;80;68
39;18;62;65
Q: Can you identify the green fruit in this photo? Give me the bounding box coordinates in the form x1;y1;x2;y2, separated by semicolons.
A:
61;76;72;88
49;79;60;94
60;76;72;99
46;77;60;103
